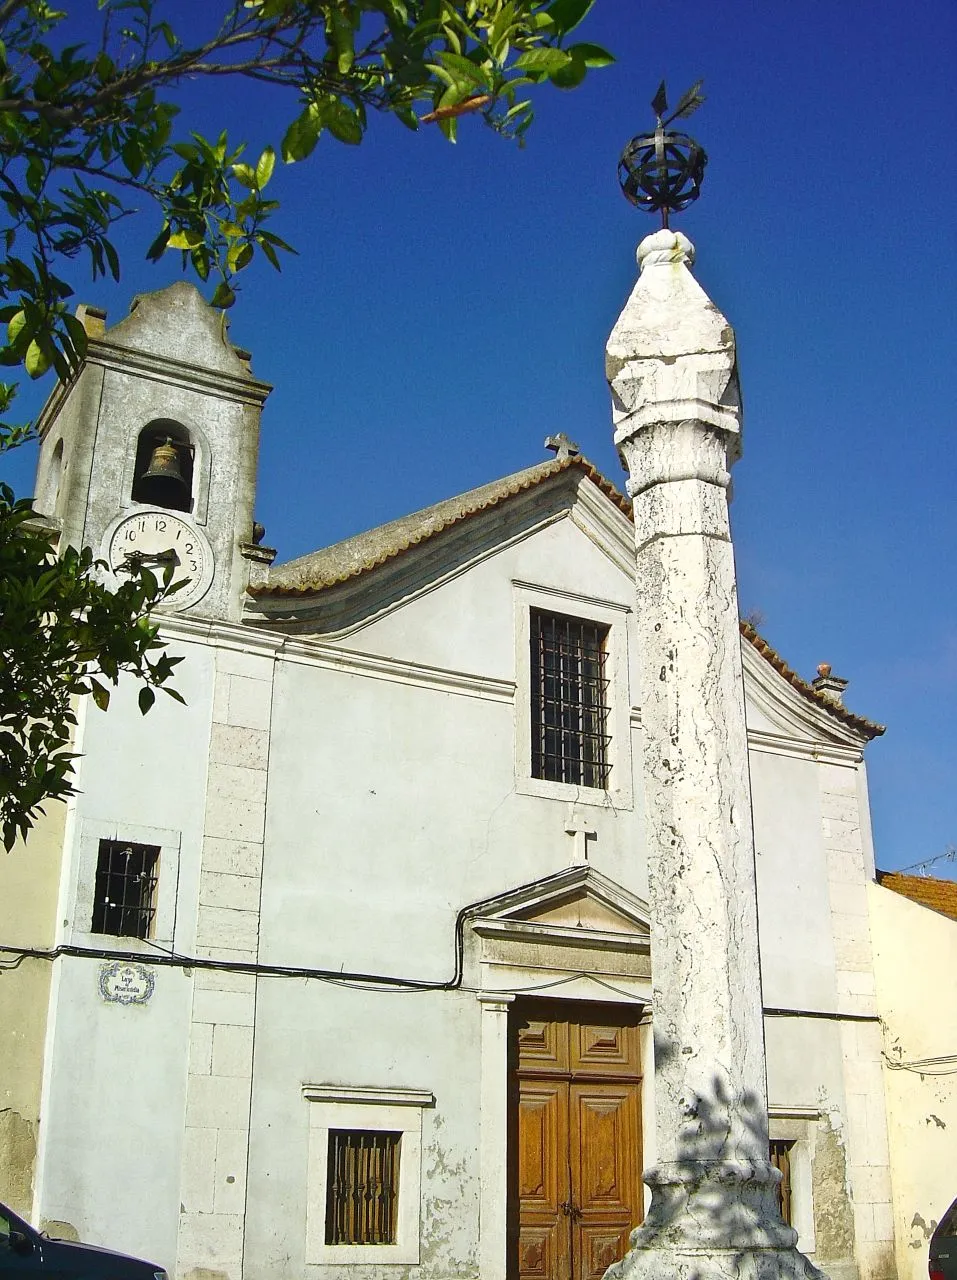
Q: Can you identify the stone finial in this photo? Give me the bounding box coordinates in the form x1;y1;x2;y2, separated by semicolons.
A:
812;663;848;705
545;432;581;460
606;230;741;466
75;304;106;338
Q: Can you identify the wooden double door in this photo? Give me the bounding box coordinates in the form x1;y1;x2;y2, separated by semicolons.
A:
510;1000;644;1280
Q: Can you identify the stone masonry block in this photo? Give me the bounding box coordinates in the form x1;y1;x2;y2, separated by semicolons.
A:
823;817;863;850
217;646;275;681
180;1126;217;1215
185;1074;251;1130
226;674;272;730
196;905;260;952
177;1211;244;1277
209;722;269;771
188;1022;214;1076
843;971;877;998
833;932;873;971
212;1023;254;1079
202;837;263;878
207;761;268;805
852;1163;894;1205
195;966;256;995
826;846;867;884
853;1200;876;1244
828;880;870;917
192;988;255;1027
211;672;231;725
195;944;256;964
204;792;266;844
200;870;261;912
213;1128;249;1216
872;1200;895;1241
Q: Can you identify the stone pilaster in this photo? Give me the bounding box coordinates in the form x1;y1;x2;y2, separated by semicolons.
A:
605;230;819;1280
177;643;276;1280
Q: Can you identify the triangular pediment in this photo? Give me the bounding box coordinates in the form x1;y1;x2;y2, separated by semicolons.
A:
466;866;651;948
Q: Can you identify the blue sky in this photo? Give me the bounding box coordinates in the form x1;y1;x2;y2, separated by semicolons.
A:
3;1;956;875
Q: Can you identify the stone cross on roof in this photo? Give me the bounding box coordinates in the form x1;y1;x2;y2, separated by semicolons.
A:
545;432;581;461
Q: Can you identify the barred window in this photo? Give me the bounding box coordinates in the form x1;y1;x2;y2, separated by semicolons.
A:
91;840;159;939
769;1139;794;1226
530;609;611;789
326;1130;401;1246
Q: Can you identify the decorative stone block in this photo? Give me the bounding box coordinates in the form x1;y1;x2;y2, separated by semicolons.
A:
180;1126;217;1215
188;1022;214;1076
196;905;260;952
202;836;264;878
224;674;272;730
206;761;268;805
185;1074;252;1130
209;722;269;770
203;793;266;844
191;988;256;1027
211;1023;254;1079
200;870;261;912
213;1128;249;1216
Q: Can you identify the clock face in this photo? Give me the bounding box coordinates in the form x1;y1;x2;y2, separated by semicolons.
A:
105;509;214;611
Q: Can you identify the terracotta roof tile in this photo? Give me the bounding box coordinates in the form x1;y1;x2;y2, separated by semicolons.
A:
249;454;631;598
876;871;957;922
739;620;885;741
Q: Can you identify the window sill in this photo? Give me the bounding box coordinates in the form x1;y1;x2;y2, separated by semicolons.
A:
515;774;632;810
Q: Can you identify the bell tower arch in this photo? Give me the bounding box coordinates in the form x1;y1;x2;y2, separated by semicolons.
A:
32;282;272;622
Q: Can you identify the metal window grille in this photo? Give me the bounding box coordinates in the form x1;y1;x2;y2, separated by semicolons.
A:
325;1130;401;1246
91;840;159;939
530;610;611;788
769;1139;794;1226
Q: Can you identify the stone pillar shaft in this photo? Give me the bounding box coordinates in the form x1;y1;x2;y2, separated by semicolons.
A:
605;231;819;1280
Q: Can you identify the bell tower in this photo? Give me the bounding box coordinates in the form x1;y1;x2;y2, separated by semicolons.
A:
32;282;273;622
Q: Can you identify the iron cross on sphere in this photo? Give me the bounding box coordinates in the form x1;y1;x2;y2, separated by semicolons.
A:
618;79;708;229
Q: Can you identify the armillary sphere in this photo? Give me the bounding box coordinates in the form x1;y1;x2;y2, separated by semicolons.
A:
618;80;708;228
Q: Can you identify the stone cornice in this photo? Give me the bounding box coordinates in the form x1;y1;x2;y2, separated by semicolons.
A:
158;613;515;704
36;340;270;437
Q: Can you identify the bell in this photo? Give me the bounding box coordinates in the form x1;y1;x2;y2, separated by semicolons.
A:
140;438;189;497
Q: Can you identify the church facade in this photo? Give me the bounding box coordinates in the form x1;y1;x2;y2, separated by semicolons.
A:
0;274;946;1280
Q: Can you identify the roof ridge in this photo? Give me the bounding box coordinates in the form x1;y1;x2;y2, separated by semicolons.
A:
250;453;629;598
875;869;957;922
739;620;884;741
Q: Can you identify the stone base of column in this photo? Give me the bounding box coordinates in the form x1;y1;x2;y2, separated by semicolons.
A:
606;1162;825;1280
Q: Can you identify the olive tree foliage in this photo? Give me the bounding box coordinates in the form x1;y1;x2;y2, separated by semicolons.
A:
0;0;610;849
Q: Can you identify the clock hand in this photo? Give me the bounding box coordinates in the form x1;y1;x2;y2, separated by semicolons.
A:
118;548;180;573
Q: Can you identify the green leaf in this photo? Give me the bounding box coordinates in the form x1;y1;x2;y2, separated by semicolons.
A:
515;47;572;75
24;340;51;379
89;680;110;711
544;0;596;36
167;228;204;250
281;107;322;163
211;281;236;309
549;52;587;89
138;686;155;715
232;162;258;189
255;145;276;188
324;101;363;146
437;51;492;91
567;41;615;68
7;311;27;346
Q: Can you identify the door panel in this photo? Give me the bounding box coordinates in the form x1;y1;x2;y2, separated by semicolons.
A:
571;1020;641;1076
511;1001;643;1280
518;1080;571;1280
571;1084;642;1280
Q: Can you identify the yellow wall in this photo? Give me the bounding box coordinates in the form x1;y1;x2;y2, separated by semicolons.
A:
0;799;67;1215
868;882;957;1280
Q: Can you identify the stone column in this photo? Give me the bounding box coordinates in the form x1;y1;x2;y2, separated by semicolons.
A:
605;229;819;1280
